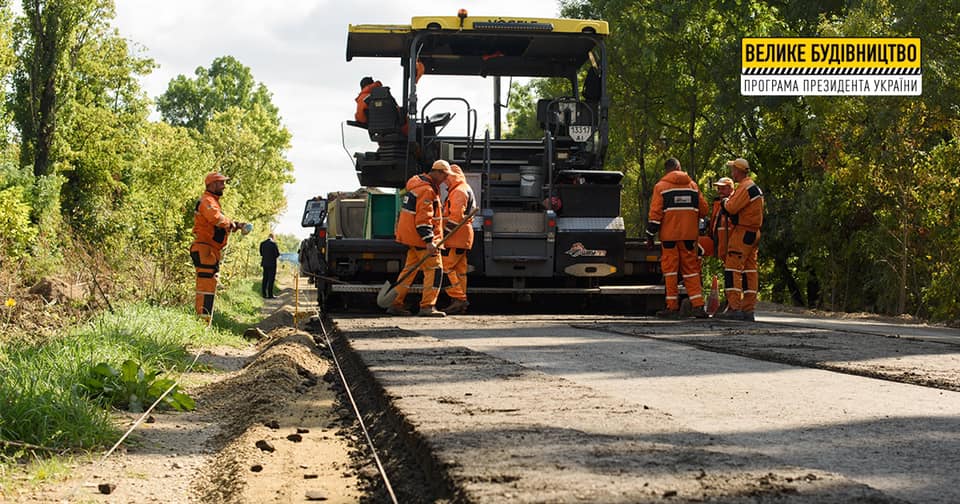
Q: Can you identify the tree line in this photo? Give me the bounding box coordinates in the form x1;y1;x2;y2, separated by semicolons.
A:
0;0;292;303
522;0;959;320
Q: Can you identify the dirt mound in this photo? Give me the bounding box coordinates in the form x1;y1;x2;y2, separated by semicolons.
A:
191;330;362;503
28;277;86;304
255;305;298;333
194;331;327;444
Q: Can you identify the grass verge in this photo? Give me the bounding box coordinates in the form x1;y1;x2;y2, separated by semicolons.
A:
0;277;262;489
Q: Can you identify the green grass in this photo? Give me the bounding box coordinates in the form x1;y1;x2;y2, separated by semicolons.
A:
0;278;260;457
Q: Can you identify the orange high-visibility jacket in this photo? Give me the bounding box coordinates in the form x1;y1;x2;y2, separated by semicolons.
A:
710;197;734;257
646;171;708;241
722;177;764;231
442;172;476;250
396;174;443;248
193;191;234;250
354;81;383;123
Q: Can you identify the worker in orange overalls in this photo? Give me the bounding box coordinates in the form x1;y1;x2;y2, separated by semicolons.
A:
646;158;709;319
707;176;735;261
388;159;453;317
355;60;424;125
190;172;247;325
440;164;476;315
715;158;764;322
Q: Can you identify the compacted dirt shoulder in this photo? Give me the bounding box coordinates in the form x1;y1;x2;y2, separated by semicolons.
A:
334;317;905;504
25;294;366;504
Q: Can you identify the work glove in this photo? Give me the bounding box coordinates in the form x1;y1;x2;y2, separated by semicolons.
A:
644;232;655;247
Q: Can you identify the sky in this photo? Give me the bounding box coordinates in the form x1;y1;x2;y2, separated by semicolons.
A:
112;0;561;239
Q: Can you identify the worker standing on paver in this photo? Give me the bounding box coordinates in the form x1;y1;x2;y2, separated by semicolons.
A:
715;158;764;322
387;160;453;317
440;164;476;315
646;158;709;319
190;172;247;325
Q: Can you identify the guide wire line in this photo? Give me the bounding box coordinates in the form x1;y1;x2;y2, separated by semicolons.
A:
317;317;399;504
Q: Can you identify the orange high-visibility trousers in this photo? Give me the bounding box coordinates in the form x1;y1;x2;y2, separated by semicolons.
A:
190;243;222;324
391;247;443;309
723;227;761;312
661;240;704;310
442;248;469;301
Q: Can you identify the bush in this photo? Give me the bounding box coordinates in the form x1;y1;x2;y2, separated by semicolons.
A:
0;185;37;261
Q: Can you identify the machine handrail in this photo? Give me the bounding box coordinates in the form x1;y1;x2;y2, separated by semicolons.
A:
544;130;554;209
419;97;474;156
483;128;491;209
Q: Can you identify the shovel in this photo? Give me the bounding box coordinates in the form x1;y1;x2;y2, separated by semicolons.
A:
377;207;480;308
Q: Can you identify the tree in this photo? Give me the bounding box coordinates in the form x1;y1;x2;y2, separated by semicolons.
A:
156;55;280;133
201;104;294;233
11;0;102;178
55;4;154;243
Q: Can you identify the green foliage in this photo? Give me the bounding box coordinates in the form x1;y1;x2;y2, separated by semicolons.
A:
156;55;280;133
202;104;294;233
0;161;38;260
274;233;300;254
77;359;195;413
126;122;212;301
0;296;250;452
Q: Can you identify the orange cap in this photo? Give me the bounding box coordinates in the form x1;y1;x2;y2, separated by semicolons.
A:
204;172;229;185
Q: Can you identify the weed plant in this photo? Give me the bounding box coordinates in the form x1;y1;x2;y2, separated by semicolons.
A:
0;280;259;456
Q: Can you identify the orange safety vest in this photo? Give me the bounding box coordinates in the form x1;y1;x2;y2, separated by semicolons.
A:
647;171;708;241
192;191;234;251
396;174;443;248
442;172;476;250
723;177;764;232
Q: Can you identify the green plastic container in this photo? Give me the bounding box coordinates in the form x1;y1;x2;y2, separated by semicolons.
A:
366;193;400;239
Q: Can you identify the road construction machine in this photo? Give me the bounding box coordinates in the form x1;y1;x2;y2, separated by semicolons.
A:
300;11;664;312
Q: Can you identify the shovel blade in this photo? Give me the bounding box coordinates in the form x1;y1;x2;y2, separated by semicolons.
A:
376;280;397;308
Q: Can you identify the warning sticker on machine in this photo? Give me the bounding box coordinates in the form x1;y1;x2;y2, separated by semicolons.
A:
740;38;921;96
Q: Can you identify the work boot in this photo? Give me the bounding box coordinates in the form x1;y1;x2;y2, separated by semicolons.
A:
739;311;756;322
714;309;742;320
443;299;469;315
417;306;447;317
679;298;693;317
689;306;709;319
385;306;412;316
655;308;682;319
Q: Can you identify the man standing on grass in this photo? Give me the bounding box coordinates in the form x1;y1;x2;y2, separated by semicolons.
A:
190;172;247;325
259;233;280;299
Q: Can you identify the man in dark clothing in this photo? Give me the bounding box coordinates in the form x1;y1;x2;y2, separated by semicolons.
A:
259;233;281;299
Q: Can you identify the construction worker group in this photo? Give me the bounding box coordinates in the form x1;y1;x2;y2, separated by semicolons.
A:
646;156;764;321
386;159;476;317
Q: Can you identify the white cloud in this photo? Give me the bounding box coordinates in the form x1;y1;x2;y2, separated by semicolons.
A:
114;0;560;239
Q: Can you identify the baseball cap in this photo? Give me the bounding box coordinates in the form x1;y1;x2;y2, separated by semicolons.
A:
204;172;229;185
713;177;734;188
725;158;750;172
431;160;453;175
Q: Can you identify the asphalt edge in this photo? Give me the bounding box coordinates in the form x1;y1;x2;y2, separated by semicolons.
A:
319;318;467;503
